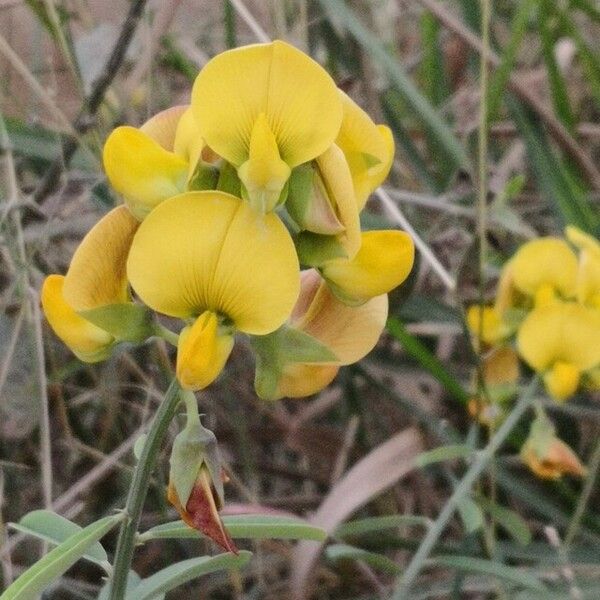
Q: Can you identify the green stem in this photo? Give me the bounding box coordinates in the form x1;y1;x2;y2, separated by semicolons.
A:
565;433;600;547
108;379;182;600
392;377;538;598
181;389;200;429
153;323;179;347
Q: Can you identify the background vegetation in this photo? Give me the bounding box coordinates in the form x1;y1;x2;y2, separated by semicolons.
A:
0;0;599;598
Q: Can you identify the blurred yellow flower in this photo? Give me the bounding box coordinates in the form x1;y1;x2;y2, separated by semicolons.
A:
41;206;139;362
517;302;600;401
566;226;600;308
466;305;512;346
127;191;300;390
191;40;342;213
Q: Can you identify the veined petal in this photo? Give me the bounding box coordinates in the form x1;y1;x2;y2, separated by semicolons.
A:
336;91;395;210
191;40;342;168
275;363;340;399
176;311;234;390
62;206;139;311
41;275;113;363
510;238;577;299
315;144;361;258
517;302;600;372
103;125;188;219
321;230;414;304
127;191;300;334
293;269;388;364
140;105;188;151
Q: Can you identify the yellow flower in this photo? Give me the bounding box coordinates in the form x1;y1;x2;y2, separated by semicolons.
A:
517;302;600;401
319;230;414;305
103;106;207;219
335;91;395;210
41;206;139;362
126;190;300;390
268;269;388;399
191;40;342;212
466;305;512;346
507;237;578;308
566;226;600;308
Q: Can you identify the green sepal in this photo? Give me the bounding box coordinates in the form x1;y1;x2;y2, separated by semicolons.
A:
286;163;344;234
250;325;338;401
78;303;154;343
320;276;369;307
170;421;224;508
216;162;242;197
187;162;219;191
295;231;348;267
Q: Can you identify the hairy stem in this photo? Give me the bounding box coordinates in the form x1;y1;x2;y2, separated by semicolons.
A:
108;378;181;599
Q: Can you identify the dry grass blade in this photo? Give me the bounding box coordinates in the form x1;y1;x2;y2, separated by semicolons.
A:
290;428;423;599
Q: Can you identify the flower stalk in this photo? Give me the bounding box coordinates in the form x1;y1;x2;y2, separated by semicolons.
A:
108;378;182;600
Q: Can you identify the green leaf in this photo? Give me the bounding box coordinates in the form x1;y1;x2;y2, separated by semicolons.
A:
188;162;219;191
457;497;484;534
416;444;474;468
386;317;469;405
428;555;546;591
1;513;123;600
477;498;532;547
133;434;147;461
287;164;316;226
326;543;401;575
9;510;109;570
79;303;154;343
124;552;252;600
335;515;432;538
317;0;468;171
138;515;326;543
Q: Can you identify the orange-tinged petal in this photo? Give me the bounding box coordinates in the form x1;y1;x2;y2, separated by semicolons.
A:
62;206;139;312
321;230;414;304
103;126;188;219
191;40;342;168
522;439;586;480
176;311;234;391
336;91;395;210
127;191;299;334
41;275;113;363
140;105;188;151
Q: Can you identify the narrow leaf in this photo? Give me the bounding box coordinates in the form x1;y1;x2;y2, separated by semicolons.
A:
335;515;432;538
416;444;474;468
326;543;401;575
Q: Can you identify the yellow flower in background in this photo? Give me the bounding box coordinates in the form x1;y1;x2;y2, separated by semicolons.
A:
517;301;600;401
103;106;207;219
127;191;300;390
41;206;140;362
191;40;342;213
320;230;415;305
259;269;388;400
335;91;395;210
566;226;600;308
466;305;512;346
507;237;578;308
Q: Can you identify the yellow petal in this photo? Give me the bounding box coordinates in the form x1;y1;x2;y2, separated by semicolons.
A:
543;361;580;401
127;191;300;334
103;126;188;219
173;106;205;179
517;302;600;372
321;230;414;304
293;269;388;364
41;275;113;363
191;40;342;168
62;206;139;311
176;311;234;390
335;91;395;210
315;144;361;258
510;238;577;299
140;105;188;151
275;363;340;399
466;305;511;345
238;113;291;212
565;226;600;307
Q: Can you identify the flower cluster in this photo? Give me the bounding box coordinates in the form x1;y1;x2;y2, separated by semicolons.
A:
467;227;600;479
41;40;415;401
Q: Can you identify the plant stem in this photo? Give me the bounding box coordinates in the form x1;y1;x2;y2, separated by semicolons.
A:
153;323;179;347
391;377;538;598
108;379;181;600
